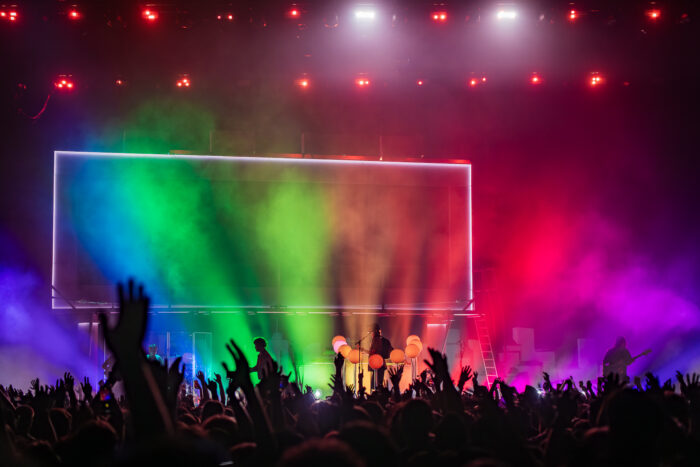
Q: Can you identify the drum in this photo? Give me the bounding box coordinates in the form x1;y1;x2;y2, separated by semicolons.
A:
343;359;414;393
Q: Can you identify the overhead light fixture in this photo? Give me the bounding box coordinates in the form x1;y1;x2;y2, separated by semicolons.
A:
142;8;158;22
354;6;377;21
431;11;447;22
176;75;191;88
646;9;661;20
54;76;75;91
496;9;517;20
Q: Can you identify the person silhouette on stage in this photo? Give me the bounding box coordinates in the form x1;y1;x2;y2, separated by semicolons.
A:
603;336;650;382
369;323;392;389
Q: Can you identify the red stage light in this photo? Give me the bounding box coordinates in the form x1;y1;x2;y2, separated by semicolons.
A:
417;80;424;86
530;74;542;85
227;14;233;21
589;73;603;87
115;79;124;86
432;12;447;22
356;78;370;87
469;78;478;87
69;9;81;20
296;78;310;88
1;10;18;21
176;76;191;88
55;77;75;91
647;9;661;20
481;76;487;83
569;10;577;21
142;9;158;22
287;7;301;19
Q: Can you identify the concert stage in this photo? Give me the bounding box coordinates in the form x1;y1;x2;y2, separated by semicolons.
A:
53;151;489;394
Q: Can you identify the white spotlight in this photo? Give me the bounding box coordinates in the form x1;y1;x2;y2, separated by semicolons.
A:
496;10;517;20
354;9;376;21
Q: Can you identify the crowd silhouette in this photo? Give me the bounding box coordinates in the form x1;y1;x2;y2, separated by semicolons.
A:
0;280;698;466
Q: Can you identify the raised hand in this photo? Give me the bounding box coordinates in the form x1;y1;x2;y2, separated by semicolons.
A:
264;361;286;394
63;372;75;392
388;364;404;399
662;378;675;392
564;377;575;392
222;338;273;450
81;377;93;402
424;348;450;389
31;378;40;395
196;370;210;400
97;281;173;437
585;380;595;397
206;379;219;401
645;372;661;391
98;279;150;360
603;372;624;393
457;365;473;392
388;364;404;387
222;338;253;392
676;372;700;398
164;356;184;407
500;379;517;406
542;372;552;392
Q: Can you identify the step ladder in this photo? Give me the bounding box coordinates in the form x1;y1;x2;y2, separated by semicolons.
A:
475;315;499;387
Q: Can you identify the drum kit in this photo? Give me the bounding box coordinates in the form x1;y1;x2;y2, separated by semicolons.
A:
335;333;424;395
342;351;415;393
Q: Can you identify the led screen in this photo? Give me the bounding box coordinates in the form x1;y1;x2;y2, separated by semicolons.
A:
52;151;472;309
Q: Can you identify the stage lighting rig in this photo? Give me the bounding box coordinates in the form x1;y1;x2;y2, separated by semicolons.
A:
355;75;371;88
568;9;578;21
142;7;158;22
530;73;542;85
646;9;661;20
431;11;447;23
54;76;75;91
295;77;310;89
217;13;234;21
287;6;302;19
496;8;517;21
589;72;603;87
0;8;18;22
68;7;81;20
467;74;487;88
354;5;377;22
176;75;191;88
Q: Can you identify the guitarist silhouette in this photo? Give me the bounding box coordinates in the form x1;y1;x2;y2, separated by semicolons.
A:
603;337;651;382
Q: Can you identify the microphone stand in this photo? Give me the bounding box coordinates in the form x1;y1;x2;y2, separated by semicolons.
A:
353;331;373;395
